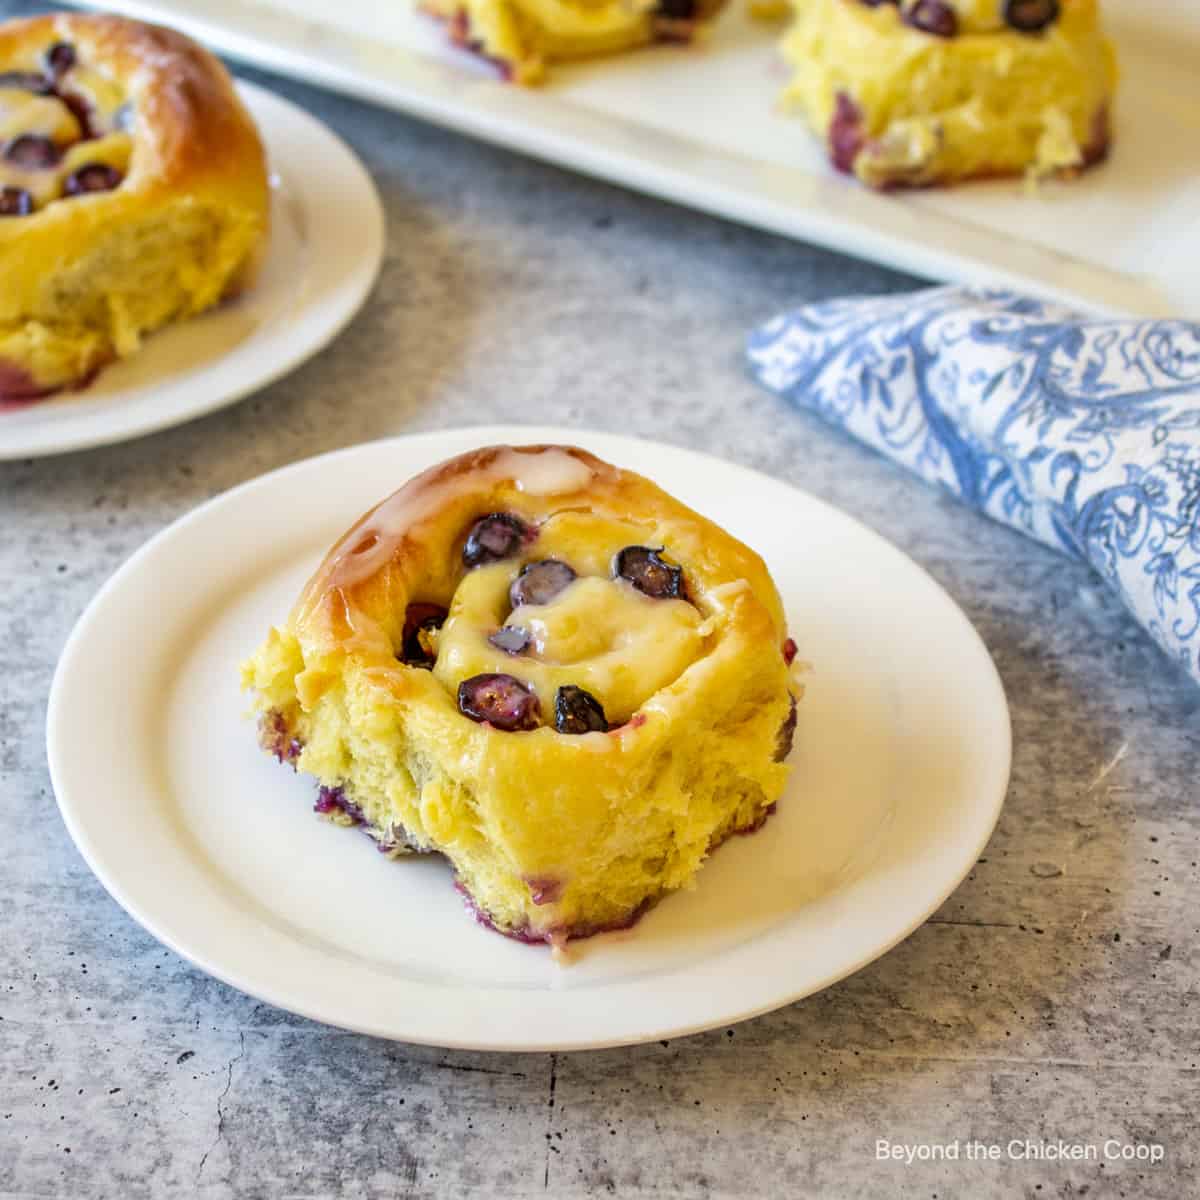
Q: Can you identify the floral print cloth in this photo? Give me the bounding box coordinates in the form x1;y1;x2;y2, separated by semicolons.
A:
747;287;1200;686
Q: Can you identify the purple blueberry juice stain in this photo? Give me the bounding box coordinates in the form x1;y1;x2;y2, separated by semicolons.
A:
509;559;575;608
829;92;865;174
462;512;532;568
313;785;364;825
489;625;531;655
457;672;540;730
455;881;656;946
613;546;684;599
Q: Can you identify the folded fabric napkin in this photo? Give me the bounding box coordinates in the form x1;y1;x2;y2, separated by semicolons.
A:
747;286;1200;687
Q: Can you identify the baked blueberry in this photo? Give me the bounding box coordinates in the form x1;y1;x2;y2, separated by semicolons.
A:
4;133;60;168
458;672;540;731
489;626;531;655
44;41;76;79
614;545;684;599
510;559;576;608
462;512;530;568
0;187;33;217
63;163;123;195
904;0;957;36
400;602;446;667
1003;0;1059;32
829;92;865;174
657;0;696;18
554;685;609;735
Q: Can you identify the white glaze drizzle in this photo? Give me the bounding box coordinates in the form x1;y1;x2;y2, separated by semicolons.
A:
302;447;599;614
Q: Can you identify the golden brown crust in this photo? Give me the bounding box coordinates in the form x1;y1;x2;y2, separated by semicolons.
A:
0;12;268;253
293;444;788;668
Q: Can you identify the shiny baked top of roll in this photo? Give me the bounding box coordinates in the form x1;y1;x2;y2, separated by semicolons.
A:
0;13;265;224
292;444;791;737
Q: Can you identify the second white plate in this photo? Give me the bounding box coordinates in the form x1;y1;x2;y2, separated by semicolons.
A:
0;81;384;460
48;426;1011;1051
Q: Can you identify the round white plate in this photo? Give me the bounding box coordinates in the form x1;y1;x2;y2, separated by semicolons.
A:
0;82;384;460
47;427;1011;1051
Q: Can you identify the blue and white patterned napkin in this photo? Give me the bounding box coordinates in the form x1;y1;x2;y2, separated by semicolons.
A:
747;286;1200;686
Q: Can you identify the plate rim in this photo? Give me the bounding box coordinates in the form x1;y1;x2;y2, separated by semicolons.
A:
0;80;385;460
46;425;1013;1051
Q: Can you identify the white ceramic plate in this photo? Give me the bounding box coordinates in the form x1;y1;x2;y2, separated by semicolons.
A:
67;0;1200;318
0;82;384;460
47;426;1011;1051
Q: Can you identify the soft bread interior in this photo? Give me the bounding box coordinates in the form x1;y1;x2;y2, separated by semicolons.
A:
0;198;264;390
244;623;790;941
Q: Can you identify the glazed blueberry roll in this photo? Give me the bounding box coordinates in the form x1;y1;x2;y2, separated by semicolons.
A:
243;445;801;947
781;0;1117;188
0;13;268;402
420;0;728;85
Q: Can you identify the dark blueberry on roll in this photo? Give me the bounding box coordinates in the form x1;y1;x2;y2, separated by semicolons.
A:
829;92;865;175
510;559;576;608
554;685;609;735
58;91;98;140
44;41;77;79
1003;0;1059;32
462;512;531;568
4;133;60;168
614;546;684;600
904;0;957;37
0;186;33;217
0;71;53;94
400;602;447;667
657;0;696;17
458;673;540;731
489;626;531;656
63;163;123;196
774;696;798;762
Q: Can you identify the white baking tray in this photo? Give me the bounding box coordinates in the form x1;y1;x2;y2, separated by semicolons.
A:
70;0;1200;317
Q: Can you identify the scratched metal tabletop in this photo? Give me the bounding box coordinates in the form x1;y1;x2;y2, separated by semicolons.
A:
1;2;1196;1194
